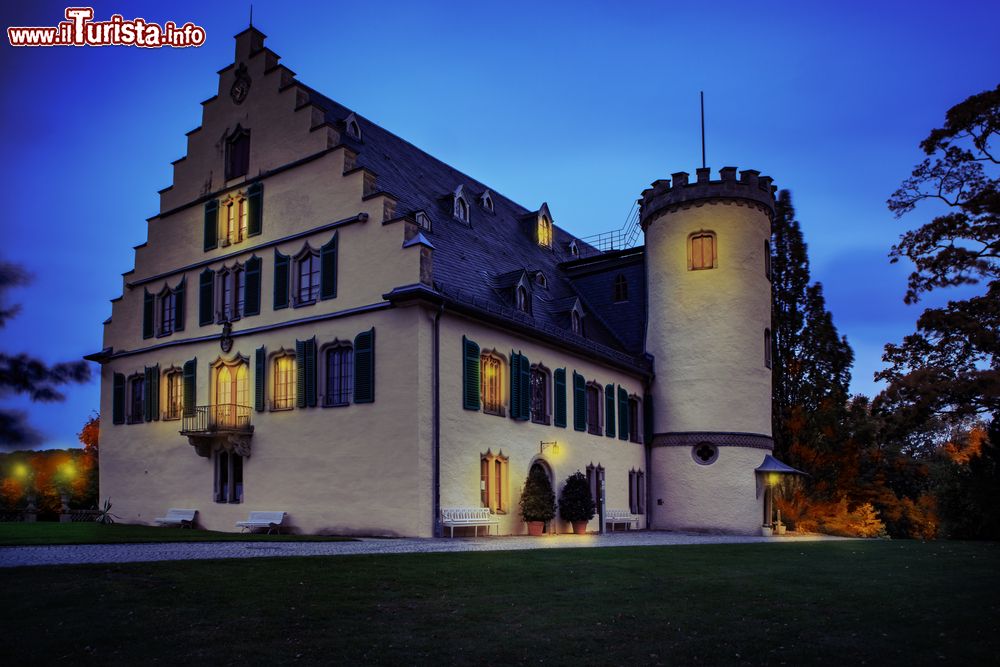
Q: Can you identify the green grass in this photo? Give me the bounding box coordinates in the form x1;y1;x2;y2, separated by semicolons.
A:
2;540;998;665
0;522;354;545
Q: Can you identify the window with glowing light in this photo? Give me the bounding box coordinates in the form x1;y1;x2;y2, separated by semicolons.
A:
272;354;296;410
538;215;553;248
689;231;717;270
480;450;508;513
164;370;183;420
214;361;249;428
221;195;248;246
480;353;505;417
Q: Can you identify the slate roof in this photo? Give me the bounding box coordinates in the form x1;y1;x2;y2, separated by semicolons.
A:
300;84;648;372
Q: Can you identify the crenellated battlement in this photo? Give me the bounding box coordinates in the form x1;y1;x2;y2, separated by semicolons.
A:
639;166;776;228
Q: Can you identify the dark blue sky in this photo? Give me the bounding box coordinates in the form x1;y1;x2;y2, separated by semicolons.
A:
1;1;997;449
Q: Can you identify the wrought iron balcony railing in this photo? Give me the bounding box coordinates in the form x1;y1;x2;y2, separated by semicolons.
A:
180;404;253;435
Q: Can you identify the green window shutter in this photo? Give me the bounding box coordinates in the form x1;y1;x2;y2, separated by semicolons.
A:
112;373;125;425
199;269;215;326
151;365;160;421
142;290;154;339
247;182;263;237
553;368;566;428
618;386;629;440
203;200;218;251
295;339;307;409
273;249;290;310
462;336;480;410
573;371;586;432
306;337;317;407
643;392;653;443
605;384;615;437
244;255;261;316
143;367;152;422
174;279;186;332
182;359;197;417
255;346;266;412
519;352;530;421
354;327;375;404
509;351;521;420
320;233;338;300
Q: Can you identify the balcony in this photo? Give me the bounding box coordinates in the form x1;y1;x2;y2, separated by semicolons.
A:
180;404;253;458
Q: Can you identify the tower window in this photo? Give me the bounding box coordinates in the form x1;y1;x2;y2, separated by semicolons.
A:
689;231;717;270
613;274;628;302
225;126;250;180
693;442;719;465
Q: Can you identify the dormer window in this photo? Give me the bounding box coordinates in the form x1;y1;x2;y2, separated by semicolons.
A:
614;274;628;302
415;211;431;231
480;190;495;213
453;187;470;223
538;215;553;248
344;113;362;141
516;285;530;313
225;125;250;180
571;309;583;335
569;240;579;257
535;272;547;288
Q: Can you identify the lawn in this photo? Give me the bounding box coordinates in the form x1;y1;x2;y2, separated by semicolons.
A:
2;540;997;665
0;522;354;545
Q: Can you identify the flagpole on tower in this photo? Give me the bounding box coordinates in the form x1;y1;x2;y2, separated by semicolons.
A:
700;91;706;169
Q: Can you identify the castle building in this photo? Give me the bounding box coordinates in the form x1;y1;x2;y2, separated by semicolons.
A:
87;27;779;537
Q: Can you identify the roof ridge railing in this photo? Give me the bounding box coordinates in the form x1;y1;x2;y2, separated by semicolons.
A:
580;202;642;253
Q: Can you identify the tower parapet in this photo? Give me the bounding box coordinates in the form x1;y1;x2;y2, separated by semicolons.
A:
640;166;776;229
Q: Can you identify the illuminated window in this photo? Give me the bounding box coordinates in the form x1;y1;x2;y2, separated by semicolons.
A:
689;231;717;270
628;396;642;443
214;450;244;503
127;375;144;424
480;353;505;417
613;274;628;302
765;328;772;369
164;370;183;420
586;381;602;435
530;364;550;424
538;215;552;248
480;450;509;513
215;361;249;428
158;288;176;336
296;250;320;305
272;354;296;410
324;344;353;407
221;195;248;246
225;126;250;180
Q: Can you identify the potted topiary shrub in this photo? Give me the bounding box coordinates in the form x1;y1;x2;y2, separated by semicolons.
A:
519;465;556;536
558;471;596;534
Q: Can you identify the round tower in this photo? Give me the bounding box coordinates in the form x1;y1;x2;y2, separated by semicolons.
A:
640;166;775;533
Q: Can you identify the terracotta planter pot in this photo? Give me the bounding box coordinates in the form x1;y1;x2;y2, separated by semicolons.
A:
527;521;544;536
572;520;588;535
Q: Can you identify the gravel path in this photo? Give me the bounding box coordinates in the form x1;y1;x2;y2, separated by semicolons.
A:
0;531;849;568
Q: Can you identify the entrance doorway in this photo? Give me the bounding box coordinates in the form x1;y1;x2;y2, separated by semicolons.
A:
529;460;555;533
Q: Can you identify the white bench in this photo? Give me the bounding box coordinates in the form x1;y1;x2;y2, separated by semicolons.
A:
440;508;499;537
236;511;287;534
605;509;639;531
153;508;197;528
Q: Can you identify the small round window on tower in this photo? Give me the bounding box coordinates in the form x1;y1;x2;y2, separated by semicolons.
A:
692;443;719;465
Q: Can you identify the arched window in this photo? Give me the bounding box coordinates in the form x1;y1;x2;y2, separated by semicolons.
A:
571;309;583;335
613;274;628;302
764;328;772;369
516;285;530;313
214;360;249;427
480;450;508;513
324;344;353;406
481;191;494;213
535;272;547;288
569;240;579;257
272;353;296;410
454;195;469;222
225;126;250;180
347;118;361;141
217;264;245;322
689;231;717;270
538;215;552;248
480;352;504;416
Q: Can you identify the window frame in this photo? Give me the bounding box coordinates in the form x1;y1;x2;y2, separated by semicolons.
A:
480;450;509;514
294;247;320;307
157;287;176;337
538;215;553;248
225;126;250;181
126;374;144;424
585;381;602;435
628;395;642;443
613;274;628;302
322;342;354;407
216;263;245;323
214;449;245;504
163;369;183;420
480;351;506;417
454;194;469;222
688;231;718;271
271;352;296;411
530;363;550;425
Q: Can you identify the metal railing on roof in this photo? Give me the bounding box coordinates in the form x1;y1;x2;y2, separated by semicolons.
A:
580;202;642;253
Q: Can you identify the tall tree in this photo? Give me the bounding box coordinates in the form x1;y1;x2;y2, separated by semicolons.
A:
879;84;1000;430
0;262;91;449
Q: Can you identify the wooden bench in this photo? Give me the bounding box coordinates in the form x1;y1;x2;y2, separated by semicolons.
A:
605;509;639;531
440;508;499;537
153;508;197;528
236;511;287;534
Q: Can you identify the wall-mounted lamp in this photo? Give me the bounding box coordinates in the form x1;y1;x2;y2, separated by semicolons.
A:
540;441;559;455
